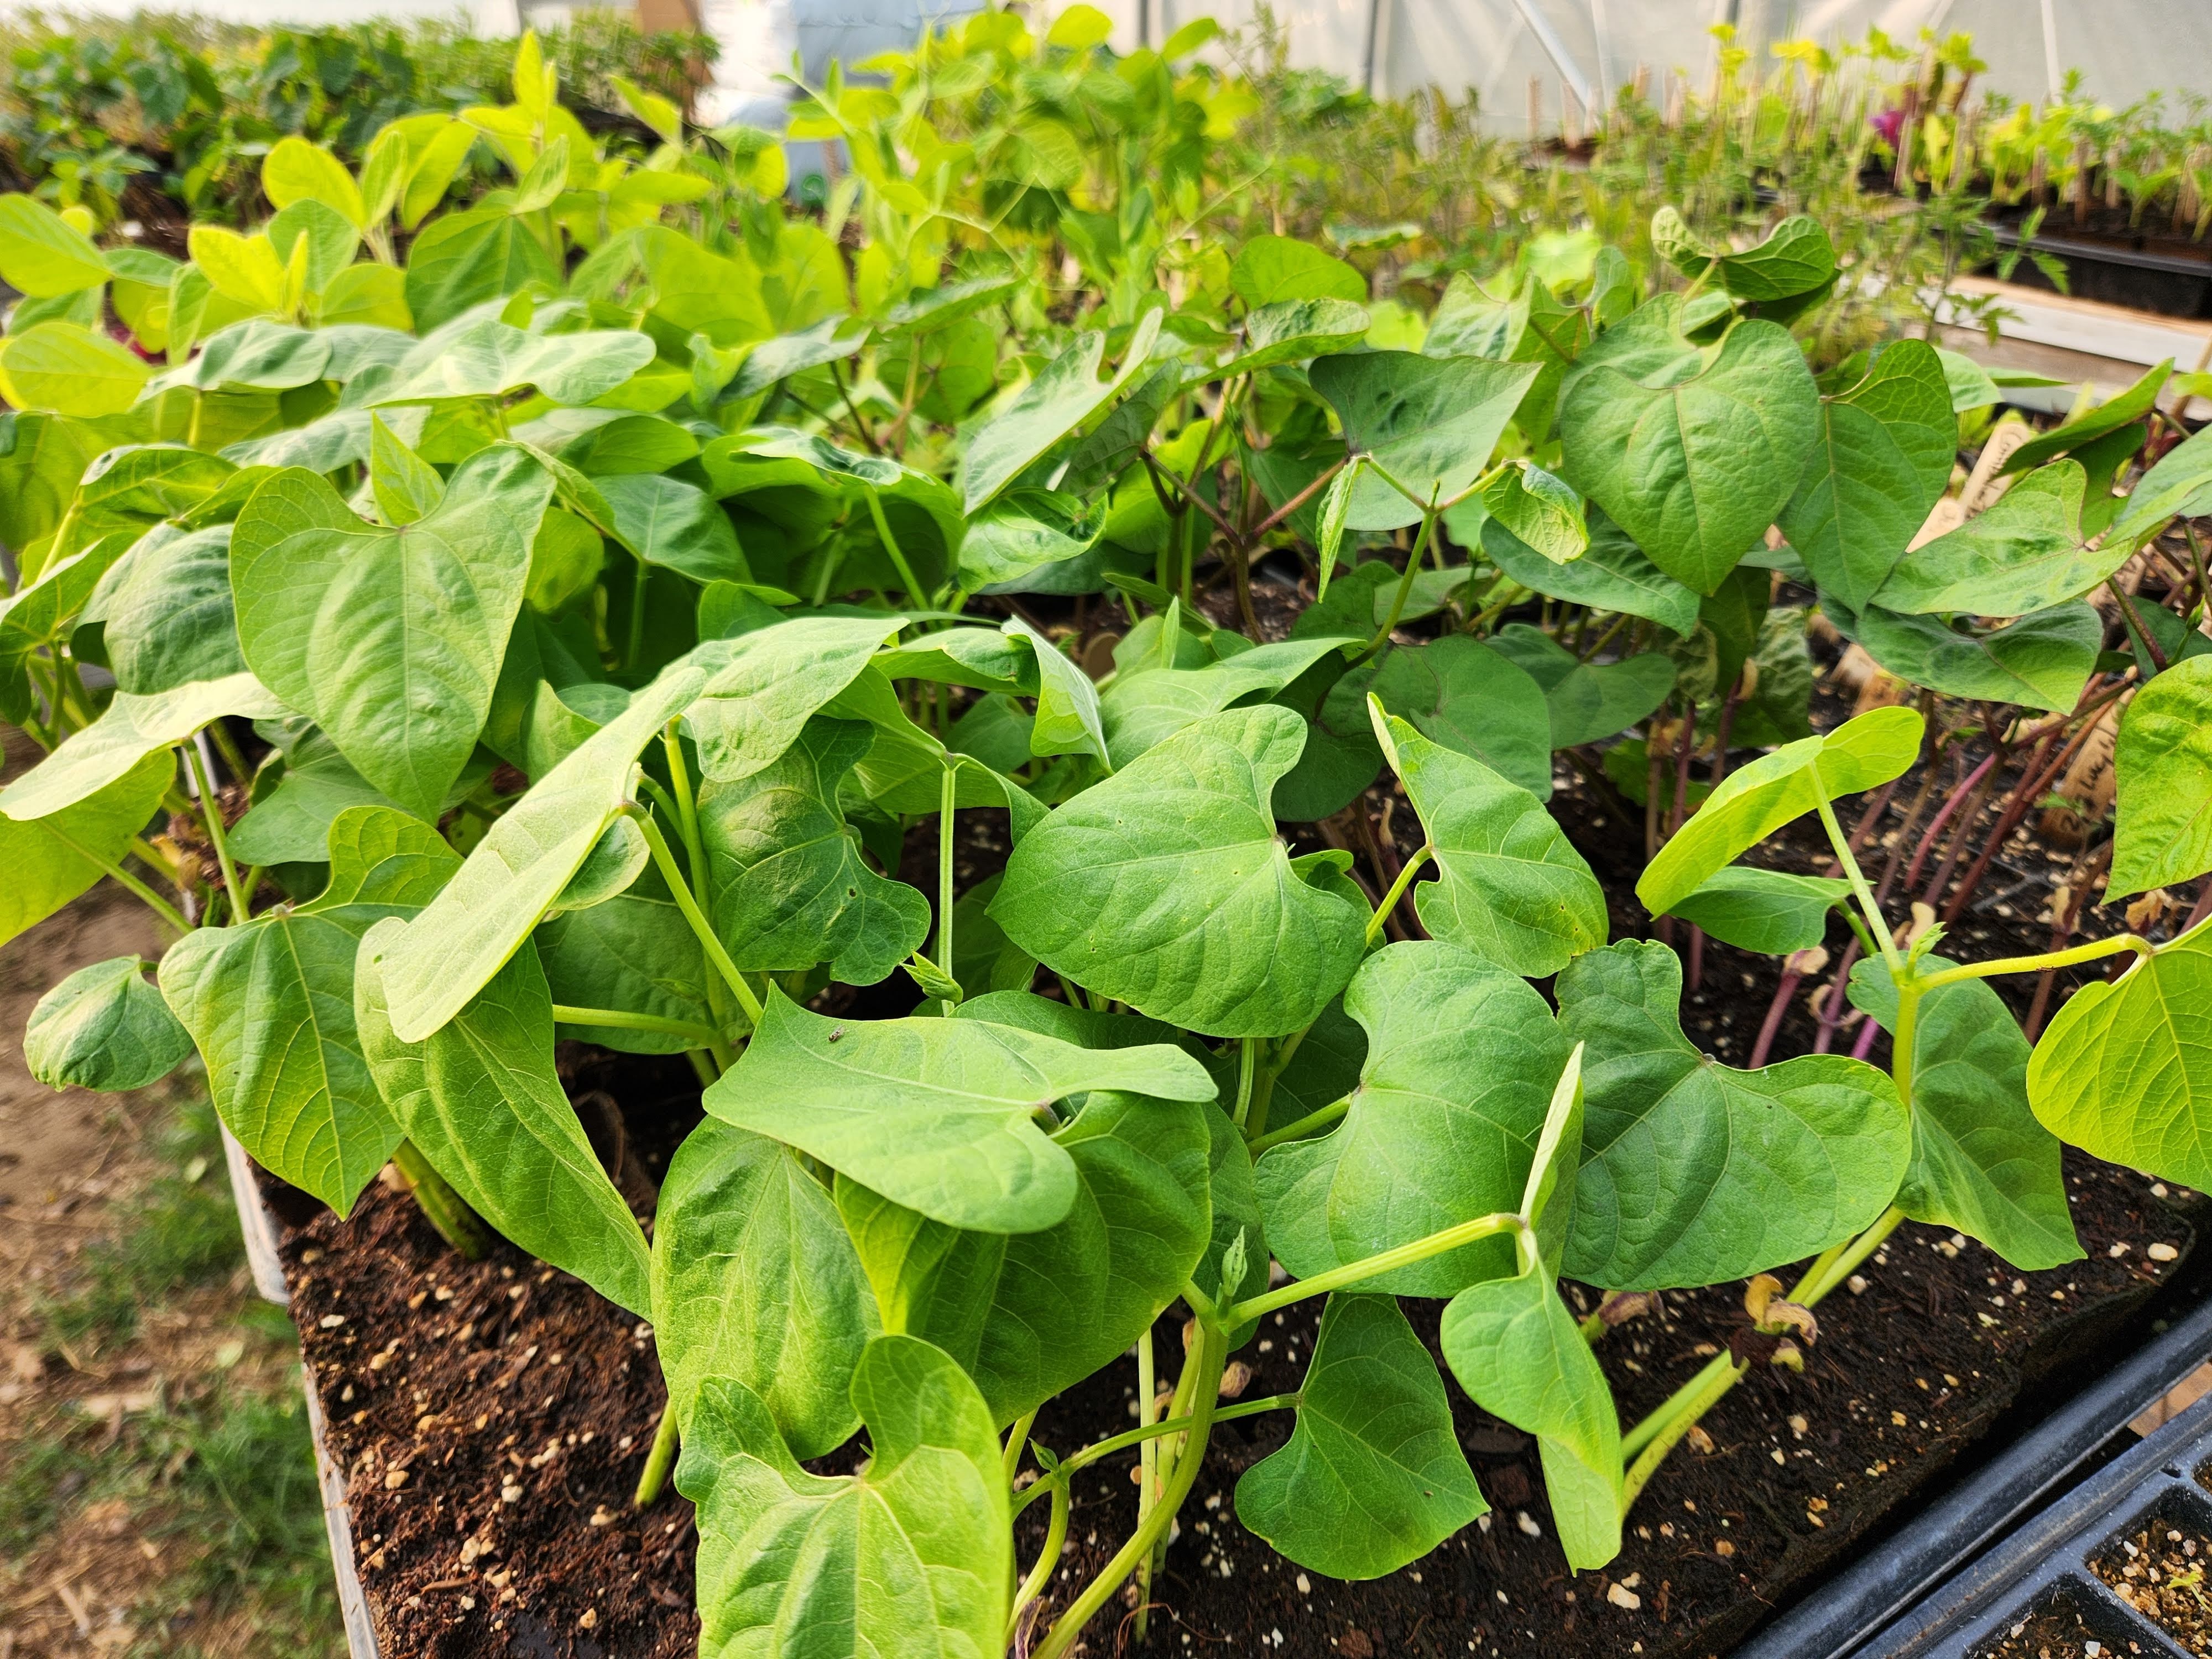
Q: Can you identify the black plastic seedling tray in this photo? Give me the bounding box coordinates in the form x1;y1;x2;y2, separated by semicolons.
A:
1738;1292;2212;1659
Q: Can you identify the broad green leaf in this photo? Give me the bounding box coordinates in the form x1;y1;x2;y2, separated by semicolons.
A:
698;716;930;984
1661;865;1850;954
1;530;137;658
144;319;331;394
2000;360;2170;476
1379;711;1606;976
2106;425;2212;549
1004;615;1107;763
1236;1293;1485;1579
1357;634;1554;798
836;1088;1211;1426
537;883;712;1052
1850;958;2080;1270
596;474;746;583
1229;235;1366;306
1480;509;1704;638
960;310;1161;512
369;414;443;525
0;672;285;823
1439;1263;1623;1571
1212;298;1371;376
1777;338;1955;610
956;489;1103;591
268;200;359;295
1485;623;1676;750
722;315;870;400
1636;704;1923;915
263;135;368;228
1853;602;2101;716
0;322;151;417
1936;348;2002;413
0;752;171;952
2028;920;2212;1191
77;445;237;520
1559;298;1819;594
25;955;191;1092
156;809;456;1215
2110;656;2212;899
534;410;701;476
227;726;466;866
1557;940;1908;1288
639;225;771;348
653;1121;879;1456
686;615;907;782
372;317;656;408
677;1337;1009;1659
356;919;652;1316
701;992;1215;1232
1255;941;1570;1295
0;413;101;562
0;195;111;295
377;659;711;1042
1873;463;2125;615
232;444;550;818
1310;351;1540;530
990;705;1369;1037
1099;637;1356;766
401;209;561;332
1480;462;1587;563
187;225;287;312
1652;208;1837;300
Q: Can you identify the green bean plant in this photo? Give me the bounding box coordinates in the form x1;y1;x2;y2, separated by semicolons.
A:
2;26;2212;1656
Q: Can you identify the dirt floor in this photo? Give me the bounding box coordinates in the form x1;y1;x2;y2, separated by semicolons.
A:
0;733;345;1658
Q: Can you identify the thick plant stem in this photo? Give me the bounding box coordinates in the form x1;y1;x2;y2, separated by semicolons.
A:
1007;1469;1070;1638
1229;1037;1258;1129
1622;1350;1743;1506
390;1141;491;1260
1810;766;1900;972
1246;1095;1350;1154
182;740;248;924
935;761;957;1013
634;1402;681;1507
1003;1408;1039;1486
629;807;765;1026
1032;1325;1227;1659
550;1004;722;1045
1919;932;2156;989
864;486;927;606
1364;503;1441;655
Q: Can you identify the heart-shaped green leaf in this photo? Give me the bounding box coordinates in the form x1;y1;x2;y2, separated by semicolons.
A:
1850;958;2080;1271
2028;920;2212;1191
1850;602;2101;716
1637;704;1922;915
0;195;111;296
652;1120;879;1457
702;992;1214;1232
596;473;747;583
158;807;457;1214
686;614;907;782
1480;509;1703;637
1214;297;1371;375
836;1087;1211;1426
1777;338;1954;609
1237;1293;1485;1579
1379;710;1606;977
1872;462;2126;615
1099;637;1357;766
1355;634;1554;798
1256;941;1571;1295
1558;940;1909;1288
680;1336;1010;1659
1653;208;1837;301
961;311;1161;512
1659;865;1850;954
1310;351;1540;530
2110;656;2212;899
1485;624;1677;750
1480;462;1587;562
25;955;192;1092
1230;236;1365;306
232;444;551;818
2106;425;2212;550
401;210;562;332
377;658;711;1042
89;525;248;695
356;918;651;1316
990;705;1369;1037
699;716;930;985
1439;1262;1623;1571
1559;298;1819;594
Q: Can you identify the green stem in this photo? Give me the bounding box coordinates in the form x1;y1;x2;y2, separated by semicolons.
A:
1363;502;1441;657
1003;1408;1038;1487
550;1004;722;1045
625;551;650;673
661;720;733;1049
1007;1466;1071;1636
634;1402;681;1507
56;831;191;935
182;740;247;925
864;486;928;607
1011;1393;1301;1519
1810;760;1901;972
1229;1037;1258;1129
1365;842;1433;946
390;1140;491;1259
1244;1021;1311;1142
1134;1324;1159;1611
1622;1350;1743;1507
627;807;765;1026
1917;933;2157;988
935;760;957;1013
1246;1095;1350;1155
1228;1211;1526;1326
1031;1325;1228;1659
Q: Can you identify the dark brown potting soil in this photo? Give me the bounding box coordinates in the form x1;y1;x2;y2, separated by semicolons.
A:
1971;1594;2139;1659
2094;1510;2212;1655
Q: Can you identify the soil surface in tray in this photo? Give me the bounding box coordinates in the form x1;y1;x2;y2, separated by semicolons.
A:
2095;1511;2212;1656
1973;1595;2138;1659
